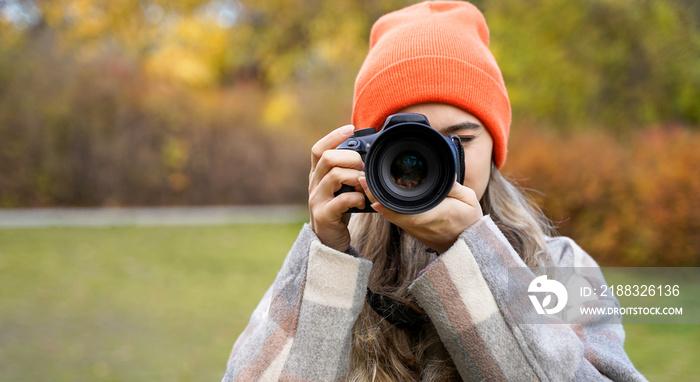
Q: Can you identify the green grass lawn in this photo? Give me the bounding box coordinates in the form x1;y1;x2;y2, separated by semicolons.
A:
0;223;301;381
0;224;697;381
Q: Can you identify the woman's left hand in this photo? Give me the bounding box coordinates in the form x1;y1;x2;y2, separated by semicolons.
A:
358;176;483;253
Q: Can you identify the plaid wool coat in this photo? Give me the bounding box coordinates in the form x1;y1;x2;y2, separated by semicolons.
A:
222;216;646;381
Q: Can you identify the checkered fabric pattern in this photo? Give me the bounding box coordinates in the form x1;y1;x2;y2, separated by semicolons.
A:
222;216;646;381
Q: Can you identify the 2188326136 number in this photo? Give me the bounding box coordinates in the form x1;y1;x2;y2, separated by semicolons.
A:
600;284;680;297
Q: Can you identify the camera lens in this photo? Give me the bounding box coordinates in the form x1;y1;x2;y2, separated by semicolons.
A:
390;151;427;189
365;121;459;214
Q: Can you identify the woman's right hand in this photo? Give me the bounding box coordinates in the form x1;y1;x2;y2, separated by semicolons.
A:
308;124;367;252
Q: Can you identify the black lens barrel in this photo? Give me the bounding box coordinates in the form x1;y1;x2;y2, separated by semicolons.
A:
365;121;459;214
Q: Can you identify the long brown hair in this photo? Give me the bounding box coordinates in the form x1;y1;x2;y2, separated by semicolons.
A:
346;166;554;381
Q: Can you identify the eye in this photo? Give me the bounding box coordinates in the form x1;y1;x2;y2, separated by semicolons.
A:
457;136;475;144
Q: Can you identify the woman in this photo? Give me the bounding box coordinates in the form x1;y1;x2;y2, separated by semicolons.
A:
223;2;645;381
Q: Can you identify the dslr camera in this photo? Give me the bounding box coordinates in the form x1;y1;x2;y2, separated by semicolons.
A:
335;113;465;214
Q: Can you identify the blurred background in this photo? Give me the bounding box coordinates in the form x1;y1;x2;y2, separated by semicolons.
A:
1;0;699;380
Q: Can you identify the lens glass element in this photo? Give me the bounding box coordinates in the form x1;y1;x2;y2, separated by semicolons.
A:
390;151;427;189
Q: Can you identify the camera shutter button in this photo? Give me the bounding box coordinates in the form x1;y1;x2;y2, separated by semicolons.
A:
354;127;376;137
347;139;360;148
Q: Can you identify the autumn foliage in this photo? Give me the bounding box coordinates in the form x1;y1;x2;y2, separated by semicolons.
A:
1;0;699;265
506;126;700;266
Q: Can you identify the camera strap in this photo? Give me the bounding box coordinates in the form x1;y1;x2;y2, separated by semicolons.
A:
449;134;466;185
364;223;430;330
366;288;426;330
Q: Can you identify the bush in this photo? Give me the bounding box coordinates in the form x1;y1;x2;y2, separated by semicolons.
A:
506;125;700;266
0;39;309;207
1;0;699;267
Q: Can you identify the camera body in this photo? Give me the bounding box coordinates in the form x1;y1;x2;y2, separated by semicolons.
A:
335;113;465;214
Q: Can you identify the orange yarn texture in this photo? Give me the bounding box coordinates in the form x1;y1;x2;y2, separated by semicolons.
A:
352;1;511;168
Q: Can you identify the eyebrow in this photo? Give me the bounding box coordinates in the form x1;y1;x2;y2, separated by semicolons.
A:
441;122;482;134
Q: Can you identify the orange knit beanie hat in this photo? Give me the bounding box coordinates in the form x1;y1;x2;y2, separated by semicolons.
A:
352;1;511;168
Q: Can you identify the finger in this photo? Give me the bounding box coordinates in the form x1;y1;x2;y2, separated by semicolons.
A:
312;167;365;203
358;175;377;205
311;190;366;227
358;175;397;217
446;182;479;206
310;150;364;192
326;190;367;215
311;124;355;172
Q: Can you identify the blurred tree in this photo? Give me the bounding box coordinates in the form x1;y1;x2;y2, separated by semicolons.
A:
1;0;699;265
13;0;695;132
486;0;700;130
9;0;411;88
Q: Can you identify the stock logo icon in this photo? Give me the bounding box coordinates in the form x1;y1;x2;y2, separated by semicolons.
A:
528;275;568;315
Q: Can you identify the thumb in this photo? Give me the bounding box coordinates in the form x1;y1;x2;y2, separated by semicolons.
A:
447;182;480;206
